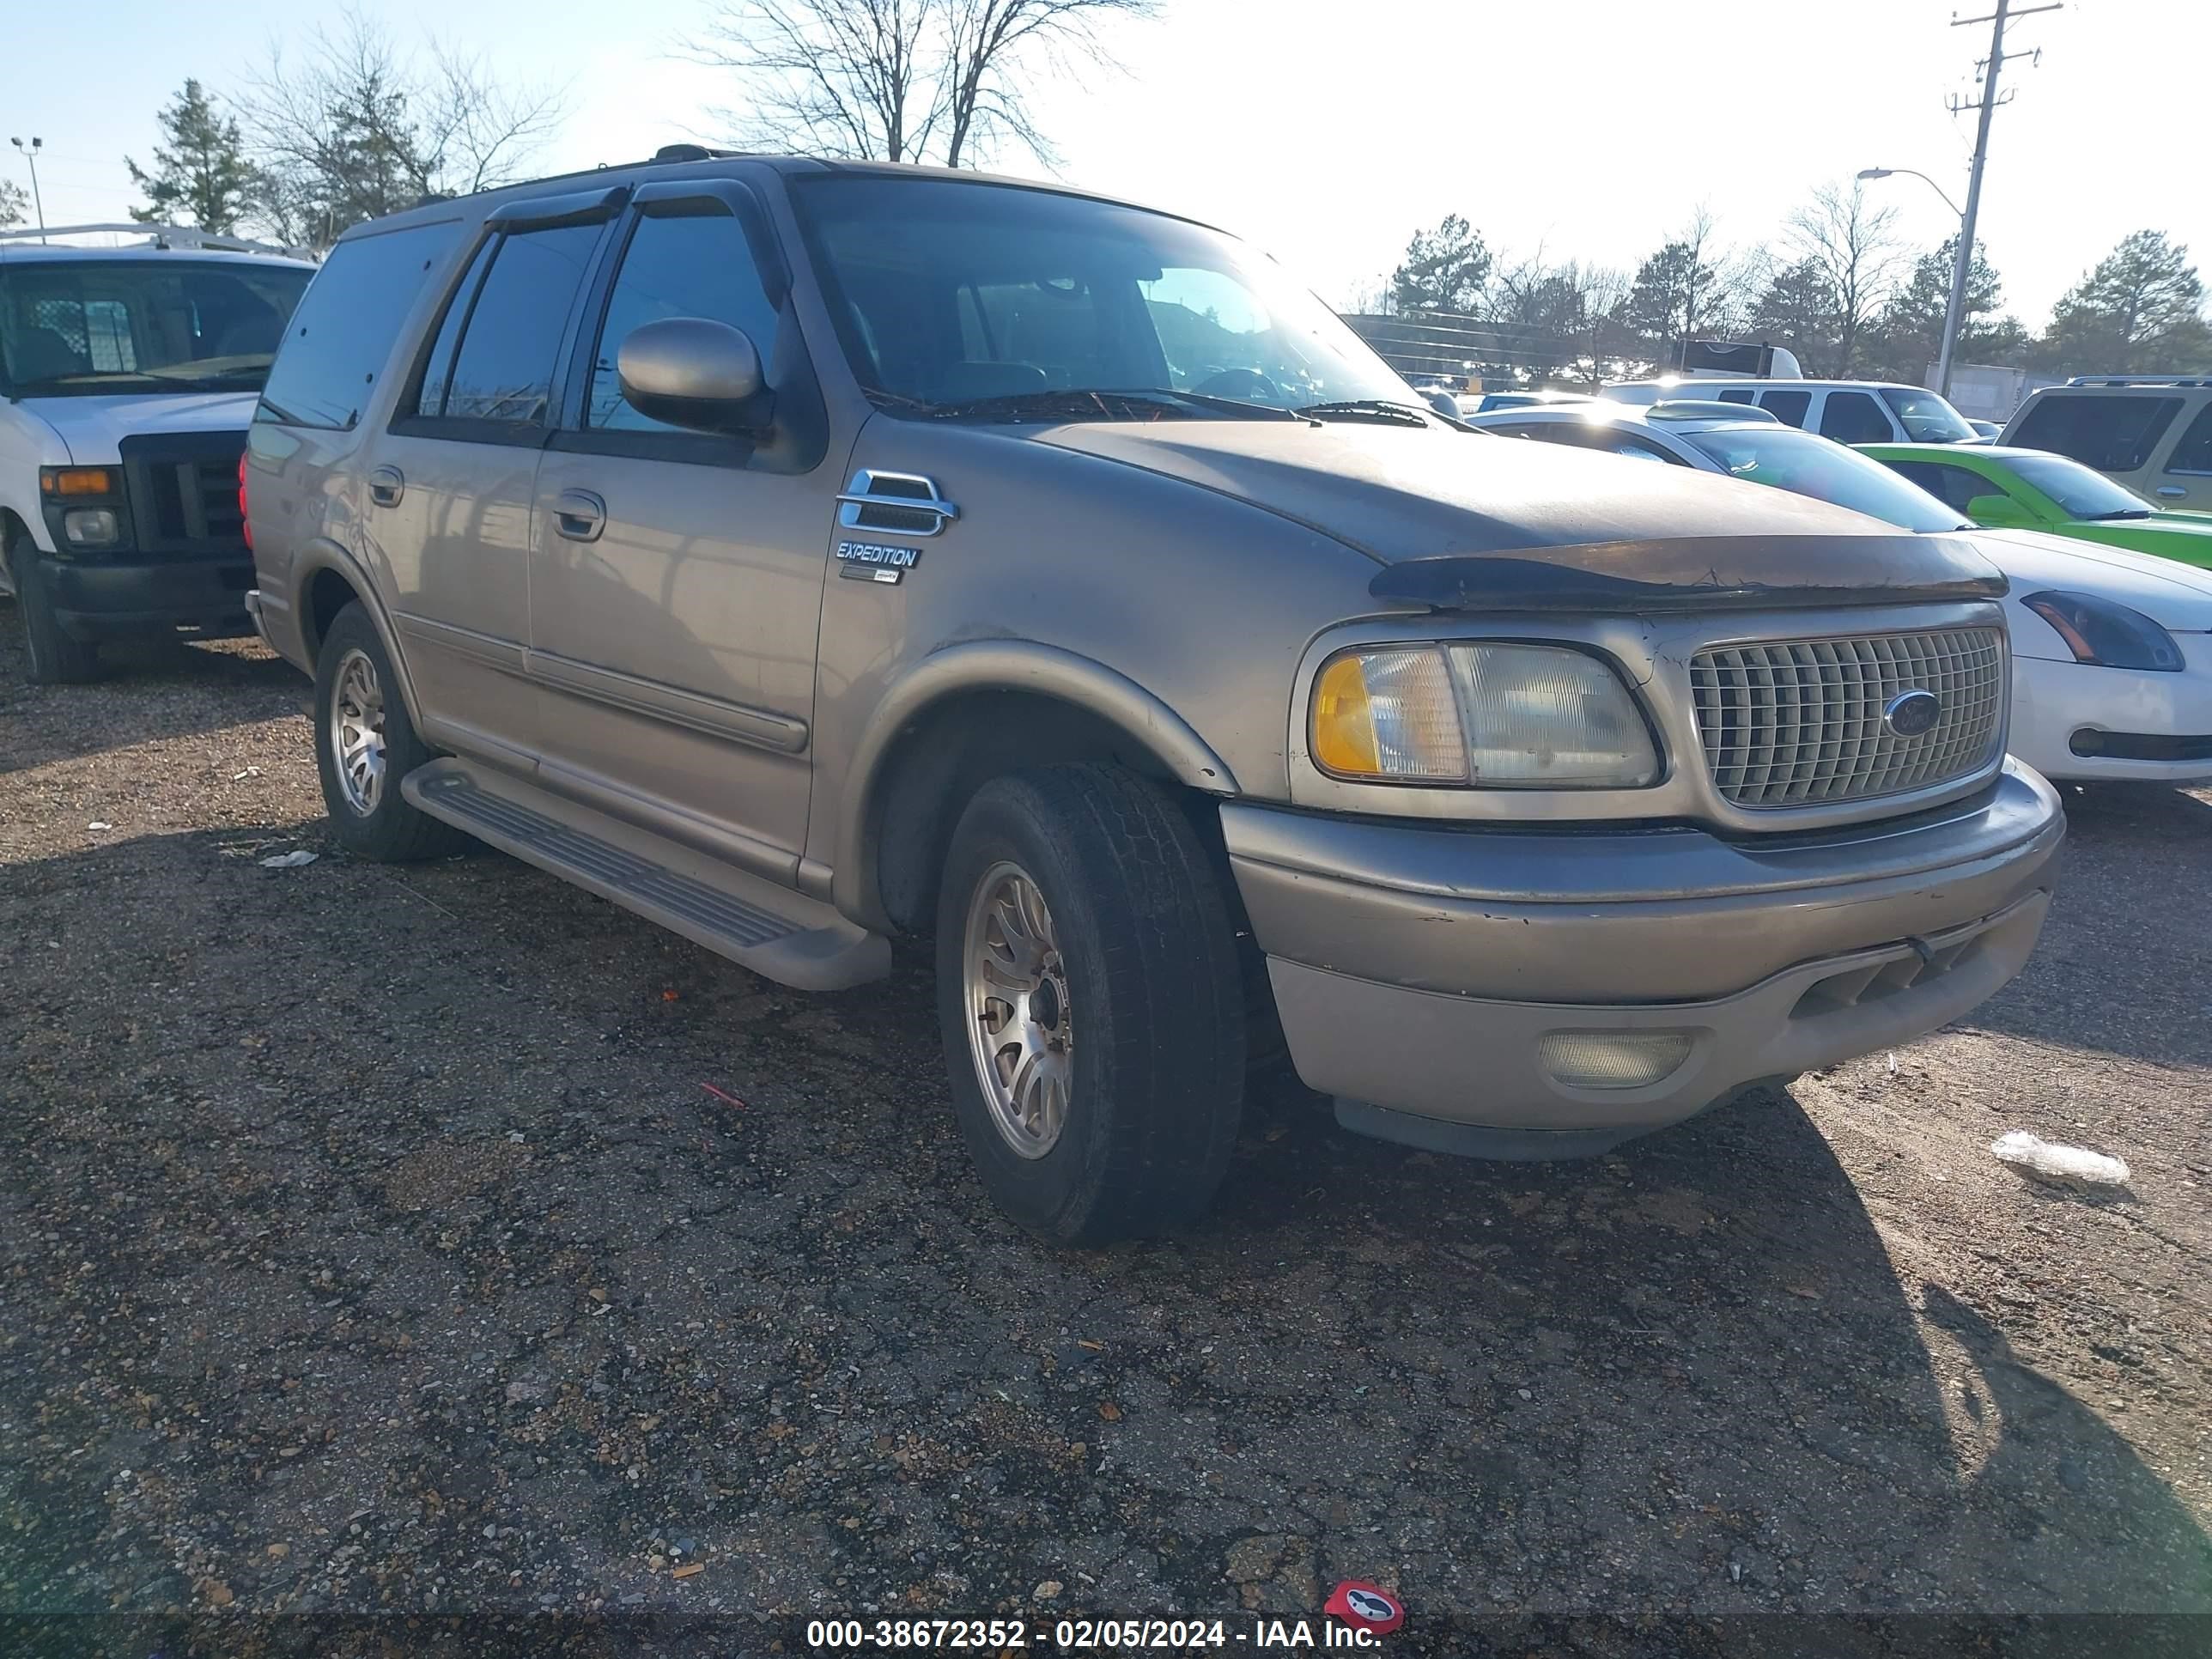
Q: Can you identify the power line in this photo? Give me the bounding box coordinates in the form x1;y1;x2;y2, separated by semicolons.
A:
1936;0;2062;396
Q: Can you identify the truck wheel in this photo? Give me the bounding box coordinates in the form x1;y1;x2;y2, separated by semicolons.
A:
313;602;464;861
935;763;1246;1243
8;534;100;684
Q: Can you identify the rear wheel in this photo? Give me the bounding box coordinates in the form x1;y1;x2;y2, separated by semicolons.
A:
7;532;100;684
313;602;465;861
935;763;1246;1243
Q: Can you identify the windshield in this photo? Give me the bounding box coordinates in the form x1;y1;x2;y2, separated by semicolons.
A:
1680;424;1964;533
789;176;1417;418
1877;386;1977;443
2007;453;2156;520
0;258;312;397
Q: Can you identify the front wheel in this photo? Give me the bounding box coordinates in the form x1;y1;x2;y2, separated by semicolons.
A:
9;536;100;684
935;764;1246;1244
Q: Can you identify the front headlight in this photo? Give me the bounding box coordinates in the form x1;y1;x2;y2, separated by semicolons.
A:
2021;590;2184;672
1310;643;1660;788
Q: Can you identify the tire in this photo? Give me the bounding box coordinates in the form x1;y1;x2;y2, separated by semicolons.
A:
313;601;465;861
8;533;100;684
934;763;1246;1244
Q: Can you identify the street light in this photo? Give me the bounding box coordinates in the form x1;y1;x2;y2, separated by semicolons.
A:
1858;165;1969;397
8;136;45;244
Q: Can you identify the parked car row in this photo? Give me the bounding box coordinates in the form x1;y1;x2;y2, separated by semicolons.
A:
1466;399;2212;790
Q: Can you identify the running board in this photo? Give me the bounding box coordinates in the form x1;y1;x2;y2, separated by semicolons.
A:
403;760;890;992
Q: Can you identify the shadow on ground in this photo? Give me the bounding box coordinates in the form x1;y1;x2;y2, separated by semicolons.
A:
2;823;2206;1641
0;607;305;776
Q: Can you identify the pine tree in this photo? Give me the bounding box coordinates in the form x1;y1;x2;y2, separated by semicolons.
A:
0;179;27;228
2036;230;2212;374
1861;238;2027;382
1389;215;1492;315
126;79;256;234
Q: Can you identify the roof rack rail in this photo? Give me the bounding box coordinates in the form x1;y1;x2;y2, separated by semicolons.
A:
2063;374;2212;387
0;222;315;258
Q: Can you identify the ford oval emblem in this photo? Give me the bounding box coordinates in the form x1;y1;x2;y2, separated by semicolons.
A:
1884;689;1942;738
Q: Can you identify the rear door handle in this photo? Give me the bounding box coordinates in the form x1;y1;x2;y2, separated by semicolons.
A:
2157;485;2186;498
368;465;404;508
554;489;606;543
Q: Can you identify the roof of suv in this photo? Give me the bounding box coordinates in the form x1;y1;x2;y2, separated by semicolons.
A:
0;242;315;269
343;151;1221;245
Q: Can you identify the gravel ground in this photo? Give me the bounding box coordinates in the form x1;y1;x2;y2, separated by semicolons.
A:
3;624;2209;1656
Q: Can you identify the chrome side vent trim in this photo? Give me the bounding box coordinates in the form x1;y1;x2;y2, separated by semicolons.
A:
836;470;959;537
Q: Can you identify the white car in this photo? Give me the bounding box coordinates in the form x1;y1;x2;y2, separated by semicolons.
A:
1468;401;2212;789
0;227;314;681
1601;376;1986;445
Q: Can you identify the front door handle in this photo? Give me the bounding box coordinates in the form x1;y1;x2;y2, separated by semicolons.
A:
2157;485;2186;498
368;465;404;508
554;489;606;543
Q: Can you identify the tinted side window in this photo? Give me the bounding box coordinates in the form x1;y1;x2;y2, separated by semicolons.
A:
2161;403;2212;475
1819;390;1892;444
2010;393;2182;471
258;222;461;428
1715;387;1755;404
1759;388;1811;427
415;237;497;418
586;212;781;432
1885;459;1991;514
444;222;604;424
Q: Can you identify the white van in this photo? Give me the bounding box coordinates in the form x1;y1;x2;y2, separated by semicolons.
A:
1601;376;1984;446
0;226;314;681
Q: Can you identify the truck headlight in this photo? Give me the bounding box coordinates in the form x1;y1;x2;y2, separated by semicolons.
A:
63;507;121;547
1449;643;1660;787
1310;643;1659;788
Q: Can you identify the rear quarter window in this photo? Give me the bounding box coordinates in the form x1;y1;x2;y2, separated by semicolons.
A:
2009;393;2183;472
258;220;463;430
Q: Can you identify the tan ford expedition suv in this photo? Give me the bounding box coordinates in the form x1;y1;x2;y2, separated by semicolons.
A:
243;150;2064;1242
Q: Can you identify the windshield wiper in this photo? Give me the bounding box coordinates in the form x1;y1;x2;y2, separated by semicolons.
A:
2085;507;2153;520
911;386;1306;422
1296;398;1439;428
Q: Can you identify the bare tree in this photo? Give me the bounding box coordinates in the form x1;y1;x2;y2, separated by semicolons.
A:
1784;180;1907;378
687;0;1155;168
937;0;1155;167
237;5;563;248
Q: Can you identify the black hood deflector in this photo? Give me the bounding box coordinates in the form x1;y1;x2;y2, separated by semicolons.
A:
1370;533;2008;615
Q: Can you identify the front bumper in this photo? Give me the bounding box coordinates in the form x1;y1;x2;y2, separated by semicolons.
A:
2008;647;2212;785
1224;763;2065;1154
34;551;256;642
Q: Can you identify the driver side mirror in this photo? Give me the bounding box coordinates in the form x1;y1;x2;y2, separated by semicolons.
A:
1964;492;2030;526
617;317;774;434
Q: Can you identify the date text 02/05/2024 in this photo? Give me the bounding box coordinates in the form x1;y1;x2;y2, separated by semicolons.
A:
803;1616;1389;1648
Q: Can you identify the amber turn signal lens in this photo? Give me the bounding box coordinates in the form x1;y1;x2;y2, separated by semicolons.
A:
1309;648;1467;781
40;466;118;498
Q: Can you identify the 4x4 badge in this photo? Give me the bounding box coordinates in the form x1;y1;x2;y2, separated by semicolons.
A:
836;540;922;584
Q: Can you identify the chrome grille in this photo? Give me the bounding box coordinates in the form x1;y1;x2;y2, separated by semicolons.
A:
1689;628;2004;808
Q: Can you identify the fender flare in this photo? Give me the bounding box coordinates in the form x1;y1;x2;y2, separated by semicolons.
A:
832;639;1240;926
287;538;428;726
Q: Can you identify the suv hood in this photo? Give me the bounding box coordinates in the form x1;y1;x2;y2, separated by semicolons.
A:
1037;422;2005;609
1975;526;2212;631
21;390;258;465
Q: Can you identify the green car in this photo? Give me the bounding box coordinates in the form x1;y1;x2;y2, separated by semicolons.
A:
1858;442;2212;571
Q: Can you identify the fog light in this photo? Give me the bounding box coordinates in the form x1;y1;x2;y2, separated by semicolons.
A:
63;507;120;547
1537;1030;1695;1090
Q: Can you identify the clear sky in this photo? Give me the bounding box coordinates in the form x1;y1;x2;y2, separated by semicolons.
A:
4;0;2201;329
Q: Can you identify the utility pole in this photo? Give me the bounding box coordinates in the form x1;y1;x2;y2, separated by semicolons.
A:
1937;1;2059;397
8;136;46;243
